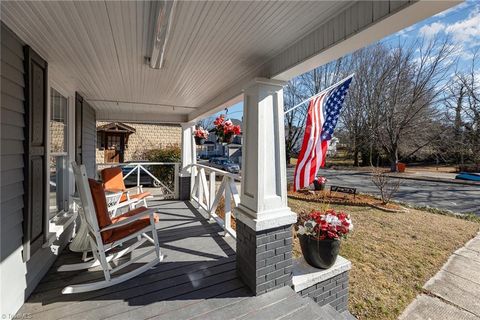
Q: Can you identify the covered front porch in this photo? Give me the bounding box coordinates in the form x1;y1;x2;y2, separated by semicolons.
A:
0;0;461;318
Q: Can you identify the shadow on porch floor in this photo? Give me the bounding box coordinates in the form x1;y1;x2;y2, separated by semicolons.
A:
18;200;250;320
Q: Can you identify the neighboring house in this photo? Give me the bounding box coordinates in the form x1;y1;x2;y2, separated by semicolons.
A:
96;121;181;163
287;126;339;157
197;119;243;164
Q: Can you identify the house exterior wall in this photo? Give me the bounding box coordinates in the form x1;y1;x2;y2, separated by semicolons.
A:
82;102;96;177
96;122;181;163
0;23;74;317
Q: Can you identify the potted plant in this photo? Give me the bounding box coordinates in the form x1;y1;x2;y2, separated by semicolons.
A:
313;176;327;191
297;209;353;269
193;127;209;145
213;114;241;143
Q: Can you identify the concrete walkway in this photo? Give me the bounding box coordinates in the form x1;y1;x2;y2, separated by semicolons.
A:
400;233;480;320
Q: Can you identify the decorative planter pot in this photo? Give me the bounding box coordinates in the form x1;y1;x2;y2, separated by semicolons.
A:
313;180;326;191
299;234;340;269
218;135;234;144
195;136;206;145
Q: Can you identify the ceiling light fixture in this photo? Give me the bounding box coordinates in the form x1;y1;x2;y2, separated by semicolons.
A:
148;0;176;69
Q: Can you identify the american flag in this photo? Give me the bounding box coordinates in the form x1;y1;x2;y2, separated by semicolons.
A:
294;76;353;191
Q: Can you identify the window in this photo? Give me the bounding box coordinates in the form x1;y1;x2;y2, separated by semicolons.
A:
49;88;69;216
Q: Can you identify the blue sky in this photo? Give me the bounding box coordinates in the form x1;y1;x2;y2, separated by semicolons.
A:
207;1;479;123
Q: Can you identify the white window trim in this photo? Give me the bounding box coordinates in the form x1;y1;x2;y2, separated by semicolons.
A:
45;77;77;244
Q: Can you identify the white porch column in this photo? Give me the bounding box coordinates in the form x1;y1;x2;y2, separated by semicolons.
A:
179;122;196;200
236;78;297;295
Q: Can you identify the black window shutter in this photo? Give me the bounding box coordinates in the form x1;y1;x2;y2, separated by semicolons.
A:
23;46;48;262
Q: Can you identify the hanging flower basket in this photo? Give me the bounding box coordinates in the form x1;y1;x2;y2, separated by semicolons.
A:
193;127;209;145
213;115;241;144
296;209;353;269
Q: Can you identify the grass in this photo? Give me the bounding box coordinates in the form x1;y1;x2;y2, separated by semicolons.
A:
288;198;480;320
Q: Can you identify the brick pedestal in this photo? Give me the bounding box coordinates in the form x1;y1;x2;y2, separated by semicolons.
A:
292;255;352;312
178;176;191;200
236;220;293;295
298;270;350;312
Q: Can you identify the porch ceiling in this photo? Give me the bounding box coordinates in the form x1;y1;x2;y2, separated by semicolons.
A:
1;1;460;123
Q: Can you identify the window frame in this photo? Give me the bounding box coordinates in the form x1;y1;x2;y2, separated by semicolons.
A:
47;84;71;219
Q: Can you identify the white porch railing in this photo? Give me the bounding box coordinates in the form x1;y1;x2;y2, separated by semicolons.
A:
97;162;180;200
190;164;241;239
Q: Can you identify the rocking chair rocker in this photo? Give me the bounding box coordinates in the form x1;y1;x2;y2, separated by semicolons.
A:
59;163;163;294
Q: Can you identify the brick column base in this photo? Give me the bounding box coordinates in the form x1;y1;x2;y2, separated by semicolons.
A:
178;176;191;200
298;271;350;312
236;220;293;295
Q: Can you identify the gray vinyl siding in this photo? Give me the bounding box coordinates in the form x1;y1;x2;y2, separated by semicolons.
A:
0;23;74;317
82;101;96;178
1;21;26;270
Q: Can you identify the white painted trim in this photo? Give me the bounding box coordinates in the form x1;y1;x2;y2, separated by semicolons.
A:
271;0;461;80
187;0;460;121
48;74;76;236
235;206;297;232
292;256;352;292
96;111;187;124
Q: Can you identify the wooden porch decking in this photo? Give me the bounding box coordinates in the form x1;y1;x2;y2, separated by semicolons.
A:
18;201;338;320
18;200;246;319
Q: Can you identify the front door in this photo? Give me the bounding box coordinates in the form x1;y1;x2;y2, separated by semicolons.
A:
104;133;124;163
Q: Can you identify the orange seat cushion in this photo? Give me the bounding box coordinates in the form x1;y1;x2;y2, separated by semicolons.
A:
120;191;152;202
101;167;126;191
104;207;160;244
88;179;113;242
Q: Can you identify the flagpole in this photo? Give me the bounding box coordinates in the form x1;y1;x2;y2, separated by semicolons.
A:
284;73;354;114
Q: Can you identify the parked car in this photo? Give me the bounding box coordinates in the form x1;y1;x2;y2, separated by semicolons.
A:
119;164;163;188
210;158;240;174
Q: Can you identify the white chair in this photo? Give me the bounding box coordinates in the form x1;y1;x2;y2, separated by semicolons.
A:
58;163;163;294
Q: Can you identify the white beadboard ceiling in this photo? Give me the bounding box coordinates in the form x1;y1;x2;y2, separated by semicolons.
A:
0;1;349;121
0;1;459;122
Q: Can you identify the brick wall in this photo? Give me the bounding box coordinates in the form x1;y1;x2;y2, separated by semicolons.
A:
96;121;181;163
236;220;293;295
50;121;66;153
297;271;349;312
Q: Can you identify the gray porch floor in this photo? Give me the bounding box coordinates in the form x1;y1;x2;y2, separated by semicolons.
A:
19;201;244;319
17;201;338;320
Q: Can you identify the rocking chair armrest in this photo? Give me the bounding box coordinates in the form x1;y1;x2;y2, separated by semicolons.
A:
107;198;138;213
101;208;157;232
125;186;143;193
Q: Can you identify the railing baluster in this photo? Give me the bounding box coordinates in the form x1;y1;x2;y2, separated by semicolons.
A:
224;176;232;237
136;165;141;193
209;171;215;217
174;163;179;199
198;168;204;209
186;163;241;240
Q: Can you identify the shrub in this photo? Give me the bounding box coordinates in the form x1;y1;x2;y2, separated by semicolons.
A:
371;167;401;205
143;145;181;189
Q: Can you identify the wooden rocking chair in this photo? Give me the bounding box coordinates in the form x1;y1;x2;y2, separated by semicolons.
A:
101;167;153;209
59;163;163;294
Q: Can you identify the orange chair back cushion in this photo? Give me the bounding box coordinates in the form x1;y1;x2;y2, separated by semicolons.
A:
88;179;113;242
101;167;126;191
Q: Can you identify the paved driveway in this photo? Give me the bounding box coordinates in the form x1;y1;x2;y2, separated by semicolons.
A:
287;168;480;215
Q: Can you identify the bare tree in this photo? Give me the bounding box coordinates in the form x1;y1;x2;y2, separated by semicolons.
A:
374;38;454;171
371;167;401;205
457;50;480;165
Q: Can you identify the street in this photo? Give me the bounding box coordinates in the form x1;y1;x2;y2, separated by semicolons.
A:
286;168;480;215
